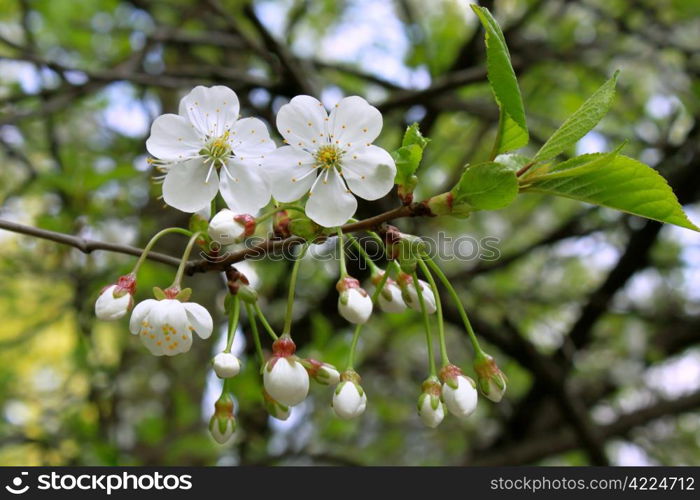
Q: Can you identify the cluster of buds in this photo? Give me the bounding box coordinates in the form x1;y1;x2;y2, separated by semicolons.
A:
336;276;373;324
95;273;136;320
208;209;256;245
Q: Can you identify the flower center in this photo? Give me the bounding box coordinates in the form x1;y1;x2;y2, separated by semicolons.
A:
201;131;232;164
314;144;343;171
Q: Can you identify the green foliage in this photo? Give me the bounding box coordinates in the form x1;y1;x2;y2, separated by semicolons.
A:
523;153;699;231
471;5;528;155
393;123;430;200
534;72;620;162
452;162;519;210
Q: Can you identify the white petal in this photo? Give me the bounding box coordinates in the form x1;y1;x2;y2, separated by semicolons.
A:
183;302;214;339
332;382;366;420
231;117;276;158
443;376;478;419
129;299;157;334
264;146;316;202
95;285;132;321
378;282;406;313
342;145;396;200
219;159;271;213
305;168;357;227
419;397;445;428
178;85;240;137
146;114;202;161
162;159;219;213
276;95;327;151
338;288;373;324
263;358;310;407
328;96;383;146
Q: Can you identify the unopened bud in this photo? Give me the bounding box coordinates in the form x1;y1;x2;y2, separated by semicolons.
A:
332;371;367;420
424;191;472;218
473;352;507;402
209;393;236;444
263;336;309;407
397;273;436;314
337;277;373;324
213;352;241;378
263;390;291;420
439;364;478;419
208;209;255;245
301;358;341;385
417;377;445;428
95;274;136;321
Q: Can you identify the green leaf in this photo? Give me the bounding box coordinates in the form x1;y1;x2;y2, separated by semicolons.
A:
471;5;528;154
402;122;431;149
534;71;619;162
523;153;699;231
393;123;430;196
452;162;519;210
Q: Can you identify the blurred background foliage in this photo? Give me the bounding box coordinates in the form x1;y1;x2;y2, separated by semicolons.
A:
1;0;700;466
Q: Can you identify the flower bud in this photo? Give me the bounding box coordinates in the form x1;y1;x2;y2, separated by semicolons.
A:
213;352;241;378
473;352;507;403
417;377;445;428
439;364;478;419
397;273;436;314
372;272;406;313
208;209;255;245
337;277;373;324
209;393;236;444
273;210;292;239
263;336;309;407
95;274;135;321
263;390;291;421
424;192;472;218
301;358;340;386
332;371;367;420
383;226;428;274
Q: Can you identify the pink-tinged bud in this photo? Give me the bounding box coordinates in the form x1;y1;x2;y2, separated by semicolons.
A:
337;277;373;324
213;352;241;379
439;364;478;419
209;393;236;444
95;274;136;321
474;353;507;403
208;209;255;245
417;377;445;428
263;390;291;421
332;371;366;420
397;273;436;314
263;336;309;407
273;210;292;239
301;358;341;385
372;272;406;313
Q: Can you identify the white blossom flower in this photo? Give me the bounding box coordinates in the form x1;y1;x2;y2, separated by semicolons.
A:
332;380;367;420
208;209;255;245
337;277;373;324
265;95;396;227
440;366;478;419
146;85;275;213
129;297;213;356
263;356;309;407
213;352;241;378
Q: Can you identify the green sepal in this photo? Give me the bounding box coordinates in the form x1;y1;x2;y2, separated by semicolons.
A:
152;287;166;300
174;288;192;302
